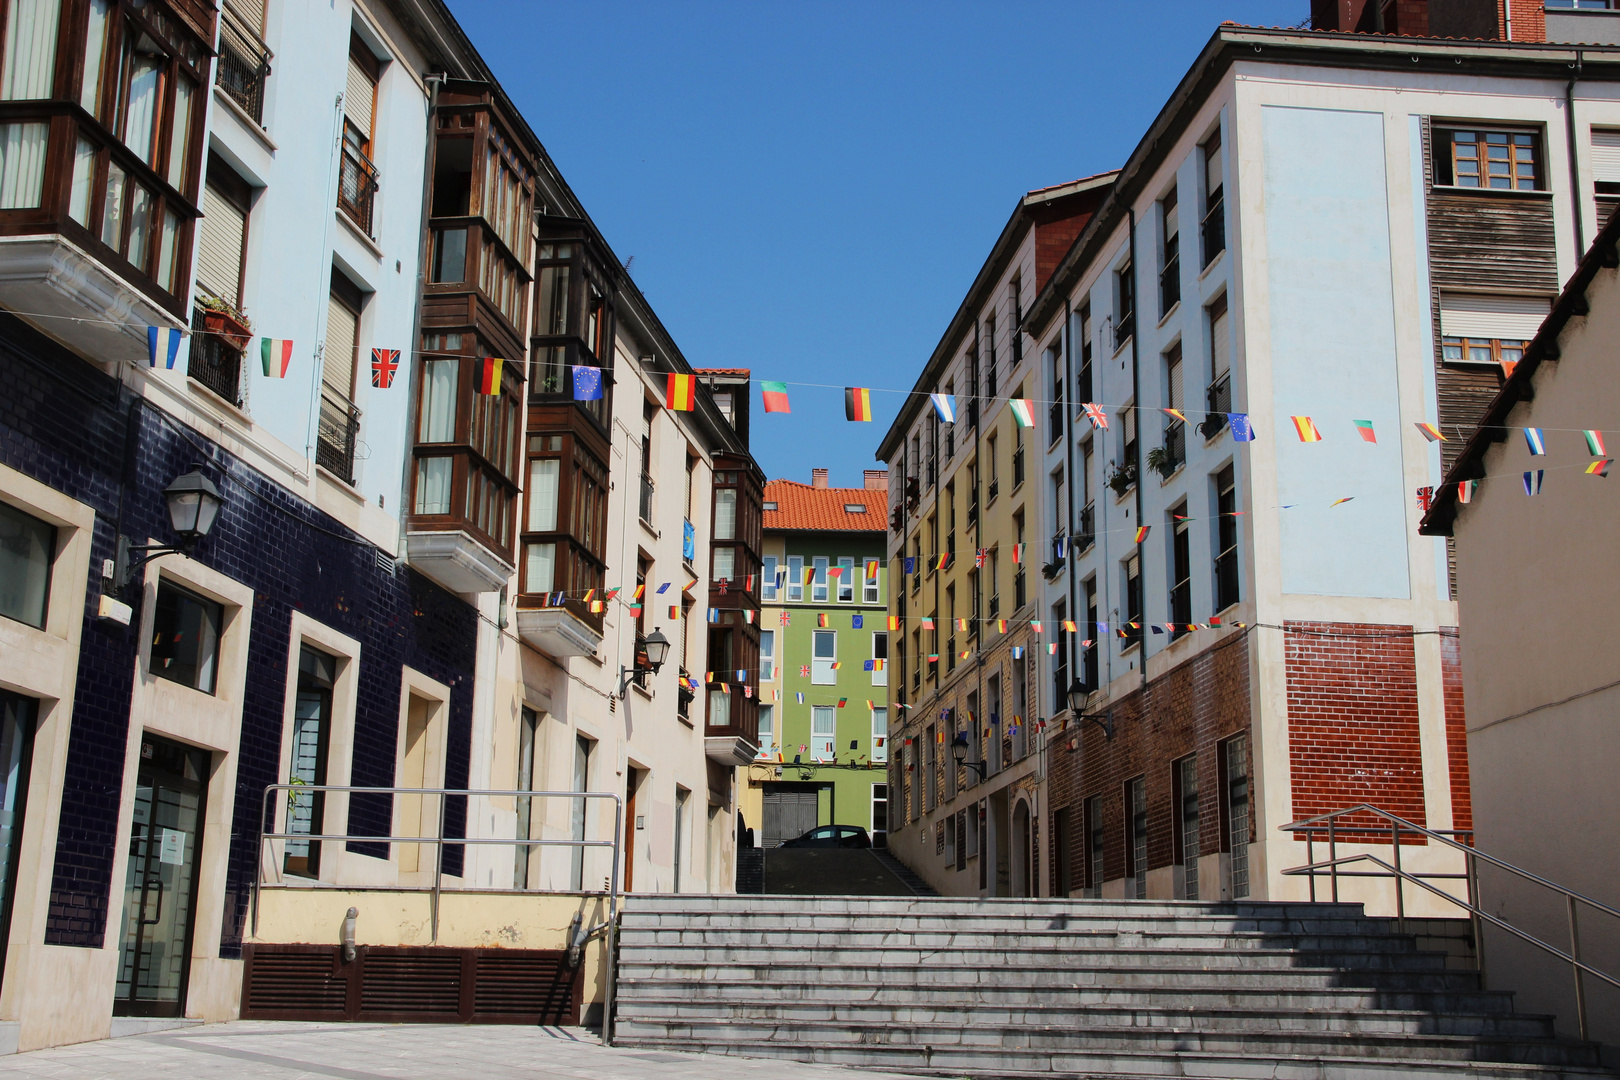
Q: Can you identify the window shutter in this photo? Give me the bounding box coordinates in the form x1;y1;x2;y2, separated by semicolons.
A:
1593;130;1620;183
1210;305;1229;377
344;52;376;138
1439;292;1551;341
197;181;245;304
224;0;265;34
1166;356;1182;412
324;292;358;397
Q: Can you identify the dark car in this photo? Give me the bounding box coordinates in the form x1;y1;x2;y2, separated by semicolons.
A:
778;824;871;849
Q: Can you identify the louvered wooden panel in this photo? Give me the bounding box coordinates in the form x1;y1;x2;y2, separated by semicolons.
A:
472;951;579;1024
1598;196;1620;231
241;945;351;1020
1427;192;1558;294
359;949;464;1019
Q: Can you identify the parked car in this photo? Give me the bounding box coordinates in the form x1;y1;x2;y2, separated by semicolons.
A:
778;824;871;849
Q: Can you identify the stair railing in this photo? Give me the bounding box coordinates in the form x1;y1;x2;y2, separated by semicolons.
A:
1280;803;1620;1041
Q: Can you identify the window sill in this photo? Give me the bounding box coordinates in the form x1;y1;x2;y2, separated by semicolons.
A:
186;375;252;426
1112;484;1136;504
1157;462;1185;486
1157;300;1181;329
1430;184;1552;200
336;208;384;261
1111;335;1133;360
1199;249;1227;283
212;84;277;152
316;464;366;503
632;681;654;703
1203;423;1230;447
639;516;660;541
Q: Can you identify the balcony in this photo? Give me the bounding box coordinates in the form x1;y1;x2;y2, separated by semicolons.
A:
1169;576;1192;640
1215;544;1240;612
516;597;603;659
338;143;380;236
217;5;272;125
987;477;998;503
317;389;360;484
1048;398;1066;442
1149;422;1185;479
1043;532;1067;580
1202;197;1226;268
988;593;1000;620
967;399;979;429
1201;372;1232;439
1012;445;1025;488
1077;361;1093;411
1160;252;1180;314
188;304;246;405
1078;502;1095;551
1014;569;1026;610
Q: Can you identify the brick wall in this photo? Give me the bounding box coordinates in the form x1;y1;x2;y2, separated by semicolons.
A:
1046;631;1251;894
1284;621;1427;839
1440;627;1471;833
0;313;478;956
1506;0;1545;42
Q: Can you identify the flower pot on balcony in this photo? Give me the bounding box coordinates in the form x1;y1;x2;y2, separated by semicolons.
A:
202;308;252;353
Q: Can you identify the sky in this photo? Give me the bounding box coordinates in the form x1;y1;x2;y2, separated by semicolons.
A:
447;0;1305;489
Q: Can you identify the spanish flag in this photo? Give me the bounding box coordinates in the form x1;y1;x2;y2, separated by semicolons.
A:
887;615;900;631
866;559;880;578
1291;415;1322;442
845;387;873;422
478;357;503;395
666;372;696;411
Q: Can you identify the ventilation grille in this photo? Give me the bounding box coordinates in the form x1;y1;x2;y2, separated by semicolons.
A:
243;947;347;1017
473;952;572;1019
361;951;463;1017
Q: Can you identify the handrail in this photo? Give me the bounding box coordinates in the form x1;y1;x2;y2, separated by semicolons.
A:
255;783;623;1042
1281;803;1619;1041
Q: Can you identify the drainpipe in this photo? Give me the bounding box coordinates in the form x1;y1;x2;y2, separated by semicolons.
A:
1503;0;1512;41
1058;297;1076;899
1128;209;1146;697
1567;52;1586;258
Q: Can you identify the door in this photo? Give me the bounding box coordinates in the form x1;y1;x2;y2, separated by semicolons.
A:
115;735;209;1017
0;692;36;996
762;788;819;847
623;768;640;893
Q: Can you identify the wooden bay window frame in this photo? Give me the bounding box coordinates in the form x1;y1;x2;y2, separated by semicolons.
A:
516;421;609;632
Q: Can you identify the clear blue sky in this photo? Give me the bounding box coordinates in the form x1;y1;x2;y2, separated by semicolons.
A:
447;1;1304;488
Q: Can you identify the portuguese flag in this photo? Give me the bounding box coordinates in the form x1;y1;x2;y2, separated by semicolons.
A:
761;380;790;413
478;357;503;395
666;372;696;411
845;387;872;422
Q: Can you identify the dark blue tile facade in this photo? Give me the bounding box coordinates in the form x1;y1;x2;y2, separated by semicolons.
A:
0;313;478;958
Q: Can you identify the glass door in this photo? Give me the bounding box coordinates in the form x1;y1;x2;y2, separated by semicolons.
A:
0;692;37;996
115;735;209;1017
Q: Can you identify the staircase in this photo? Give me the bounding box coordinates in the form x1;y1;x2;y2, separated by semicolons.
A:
613;895;1613;1080
870;848;939;896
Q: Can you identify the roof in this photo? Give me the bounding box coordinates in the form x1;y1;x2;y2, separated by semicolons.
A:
1419;206;1620;537
764;480;888;533
694;368;752;377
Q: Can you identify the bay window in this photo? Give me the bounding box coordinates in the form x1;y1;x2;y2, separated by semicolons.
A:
517;428;608;621
530;232;614;429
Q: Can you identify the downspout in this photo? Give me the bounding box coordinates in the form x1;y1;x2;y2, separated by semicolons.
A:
1503;0;1512;41
1568;52;1586;258
1062;297;1077;705
969;319;987;867
1128;208;1146;697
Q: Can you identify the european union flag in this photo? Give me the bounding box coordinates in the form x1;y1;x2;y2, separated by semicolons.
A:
1229;413;1254;442
902;556;916;574
573;365;603;401
852;614;863;629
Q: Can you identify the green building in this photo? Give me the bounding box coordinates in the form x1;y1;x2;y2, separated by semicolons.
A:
740;468;892;846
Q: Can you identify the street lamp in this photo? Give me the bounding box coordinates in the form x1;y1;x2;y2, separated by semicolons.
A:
116;468;225;589
1068;677;1113;739
618;627;671;698
950;732;987;780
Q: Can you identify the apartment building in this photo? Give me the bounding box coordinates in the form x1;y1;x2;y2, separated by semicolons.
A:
1017;21;1620;910
0;0;750;1050
879;176;1114;896
739;469;889;848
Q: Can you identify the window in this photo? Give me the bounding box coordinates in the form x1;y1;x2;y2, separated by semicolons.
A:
1076;303;1094;405
1222;735;1250;898
1159;185;1180;314
1082;577;1099;691
148;580;222;693
1050;467;1065;538
863;558;880;603
319;273;363;484
812;556;829;603
1009;274;1023;365
812;629;836;685
872;708;888;763
811;706;836;759
1126;776;1148;900
285;646;338;877
1438;293;1549;368
1115;260;1135;349
2;0;59;102
1214;465;1239;612
1176;754;1199;900
513;707;539;888
1201;127;1225;267
1205;295;1231;434
787;555;804;602
984;312;998;399
707;686;731;729
1437;128;1541;191
1052;807;1072;897
1013;510;1027;610
837;556;854;603
338;35;380;234
757;704;776;754
196;156;249;308
1085;794;1104;897
1163;343;1185;471
570;735;593;890
872;631;888;687
672;787;689;892
1124;553;1142;649
521;431;608;601
1123;400;1138;476
1169;503;1191;637
762;555;778;601
760;629;775;682
0;500;54;629
871;783;888;837
1047;341;1064;444
1050;599;1069;709
1079;441;1095;547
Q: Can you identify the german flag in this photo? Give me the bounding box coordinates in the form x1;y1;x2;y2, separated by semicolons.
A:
478;357;503;395
845;387;872;422
666;372;697;411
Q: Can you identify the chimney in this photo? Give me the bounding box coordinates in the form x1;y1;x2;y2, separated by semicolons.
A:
811;469;829;489
864;469;888;491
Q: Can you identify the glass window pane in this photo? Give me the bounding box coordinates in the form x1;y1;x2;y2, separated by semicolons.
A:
167;77;194;190
527;458;558;532
127;184;152;267
0;500;54;628
431;227;466;284
708;688;730;728
101;161;125;247
148;581;222;694
123;40;164;165
1;0;61;101
414;456;451;514
757;704;774;747
762;555;777;600
524;541;554;593
156;208;179;292
67;136;95;224
80;0;109;112
0;121;49;209
713;545;735;582
714;489;736;540
418;359;457;442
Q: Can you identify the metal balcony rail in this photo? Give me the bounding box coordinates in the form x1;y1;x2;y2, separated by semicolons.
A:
1048;397;1066;439
639;472;655;523
188;309;243;405
1163;420;1186;472
1078;502;1096;551
338;142;381;235
1201;372;1232;439
255;784;624;1039
217;4;272;124
1202;197;1226;267
317;389;360;483
1280;803;1620;1041
1077;361;1093;410
1159;252;1181;313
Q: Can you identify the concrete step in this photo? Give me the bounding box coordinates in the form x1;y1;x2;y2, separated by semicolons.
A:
620;909;1420;934
617;926;1434;953
617;943;1456;971
622;895;1377;919
868;849;939;895
609;1036;1615;1080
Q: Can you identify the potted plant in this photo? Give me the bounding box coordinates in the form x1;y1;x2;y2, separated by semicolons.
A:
1106;461;1137;497
1145;446;1176;480
196;291;253;352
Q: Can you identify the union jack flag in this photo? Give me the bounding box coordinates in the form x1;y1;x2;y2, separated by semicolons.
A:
370;348;400;388
975;548;987;568
1082;402;1108;430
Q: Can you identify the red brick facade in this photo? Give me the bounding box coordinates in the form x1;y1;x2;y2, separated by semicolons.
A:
1047;632;1252;894
1505;0;1545;42
1440;628;1472;833
1284;621;1428;840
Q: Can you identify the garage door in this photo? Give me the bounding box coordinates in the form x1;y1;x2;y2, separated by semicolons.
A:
763;790;819;847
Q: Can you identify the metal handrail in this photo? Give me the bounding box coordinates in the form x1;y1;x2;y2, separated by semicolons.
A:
1281;803;1620;1041
255;783;623;1042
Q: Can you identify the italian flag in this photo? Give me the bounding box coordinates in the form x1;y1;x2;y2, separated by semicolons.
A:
1008;398;1035;428
261;338;293;378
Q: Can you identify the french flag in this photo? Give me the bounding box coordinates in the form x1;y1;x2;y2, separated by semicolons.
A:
147;326;186;369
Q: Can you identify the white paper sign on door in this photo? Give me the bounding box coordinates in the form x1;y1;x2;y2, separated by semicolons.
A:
159;828;185;866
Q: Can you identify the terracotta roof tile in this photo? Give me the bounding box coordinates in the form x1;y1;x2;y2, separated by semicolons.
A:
694;367;751;376
764;479;887;533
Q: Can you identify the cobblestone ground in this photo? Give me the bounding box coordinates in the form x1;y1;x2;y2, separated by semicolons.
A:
0;1022;912;1080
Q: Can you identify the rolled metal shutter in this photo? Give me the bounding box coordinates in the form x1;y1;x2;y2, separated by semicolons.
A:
1438;292;1550;341
196;182;245;304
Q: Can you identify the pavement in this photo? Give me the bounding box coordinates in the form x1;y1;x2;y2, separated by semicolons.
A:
0;1022;918;1080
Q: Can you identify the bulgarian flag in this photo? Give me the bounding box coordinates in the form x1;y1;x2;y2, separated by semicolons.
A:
478;357;503;395
1009;398;1035;428
261;338;293;378
761;380;790;413
666;372;696;411
845;387;873;422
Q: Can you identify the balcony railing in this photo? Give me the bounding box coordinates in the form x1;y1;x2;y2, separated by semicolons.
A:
988;594;999;620
338;143;380;236
639;473;655;524
188;308;243;406
1077;361;1092;410
1169;576;1192;638
317;389;361;484
1048;398;1065;442
1078;502;1095;550
1014;569;1026;610
1201;372;1232;439
946;637;956;672
1202;197;1226;268
1161;421;1186;475
1012;445;1024;487
217;5;273;125
967;398;979;429
987;477;998;503
1215;544;1240;612
1160;252;1180;314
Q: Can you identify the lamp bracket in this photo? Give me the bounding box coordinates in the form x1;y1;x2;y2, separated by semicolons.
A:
114;535;191;591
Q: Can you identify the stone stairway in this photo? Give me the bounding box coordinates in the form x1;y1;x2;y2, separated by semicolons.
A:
870;849;939;896
613;895;1614;1080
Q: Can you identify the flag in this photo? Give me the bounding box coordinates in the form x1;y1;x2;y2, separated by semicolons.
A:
845;387;873;422
852;614;863;629
657;582;671;594
1053;536;1066;560
1500;358;1518;379
955;618;967;631
1096;621;1108;633
1134;525;1150;543
838;698;848;708
1030;620;1043;633
666;372;696;410
1353;419;1376;443
605;589;620;600
1291;416;1322;442
1524;428;1547;456
1048;643;1058;654
684;574;699;593
1229;413;1253;441
1523;470;1544;496
1415;422;1445;442
261;338;293;378
817;613;828;628
863;660;873;671
866;559;879;578
477;357;503;395
1012;543;1024;564
744;610;755;624
975;548;987;568
780;611;790;625
633;584;646;601
1152;625;1165;635
827;566;842;578
1009;399;1036;428
707;608;719;623
1330;497;1354;507
935;553;951;570
796;693;805;704
1587;458;1613;477
1012;646;1024;659
572;365;603;400
1062;620;1078;632
761;380;790;413
1457;479;1478;504
1163;408;1187;424
668;606;680;619
902;556;916;574
997;619;1007;634
921;617;935;630
1585;430;1606;456
366;347;399;388
831;661;841;670
1082;402;1108;430
799;665;810;677
148;326;185;369
930;393;955;423
887;615;900;630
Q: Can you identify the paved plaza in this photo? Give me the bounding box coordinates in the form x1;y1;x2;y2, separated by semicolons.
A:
0;1022;908;1080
